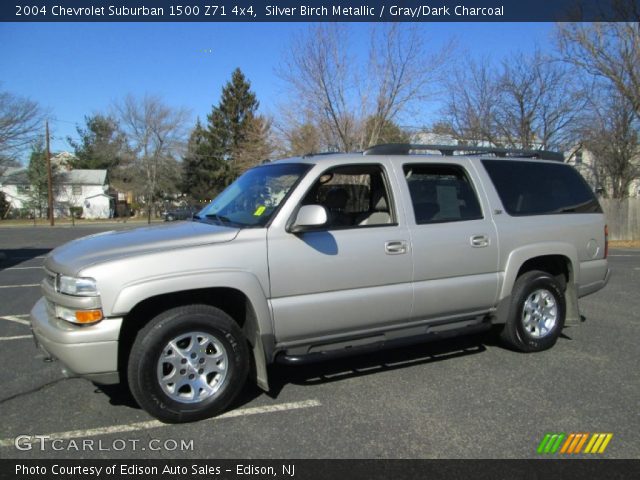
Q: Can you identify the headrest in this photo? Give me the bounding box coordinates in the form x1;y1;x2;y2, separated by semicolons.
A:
325;187;349;209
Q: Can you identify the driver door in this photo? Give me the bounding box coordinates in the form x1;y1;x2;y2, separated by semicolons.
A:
267;163;413;346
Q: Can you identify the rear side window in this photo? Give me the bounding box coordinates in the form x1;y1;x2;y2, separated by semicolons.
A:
403;164;483;224
482;160;602;216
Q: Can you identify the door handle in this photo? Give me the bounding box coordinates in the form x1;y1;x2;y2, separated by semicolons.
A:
385;240;408;255
470;235;489;248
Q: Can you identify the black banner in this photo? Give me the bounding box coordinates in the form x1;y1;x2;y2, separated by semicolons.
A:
1;459;640;480
2;0;639;22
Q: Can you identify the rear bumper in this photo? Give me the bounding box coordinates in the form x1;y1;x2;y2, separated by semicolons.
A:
30;297;122;384
578;266;611;298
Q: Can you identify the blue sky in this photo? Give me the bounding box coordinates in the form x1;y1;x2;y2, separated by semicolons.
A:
0;22;557;157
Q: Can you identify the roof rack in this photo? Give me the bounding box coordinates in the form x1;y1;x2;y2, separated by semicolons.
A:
363;144;564;162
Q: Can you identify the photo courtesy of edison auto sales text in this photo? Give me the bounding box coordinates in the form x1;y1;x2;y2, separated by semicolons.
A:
15;463;296;476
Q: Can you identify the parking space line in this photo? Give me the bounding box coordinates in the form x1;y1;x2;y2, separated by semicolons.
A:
0;315;30;326
0;399;322;448
0;284;40;289
0;335;32;341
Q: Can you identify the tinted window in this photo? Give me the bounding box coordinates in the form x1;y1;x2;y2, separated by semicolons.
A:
302;164;394;229
403;164;483;224
482;160;602;216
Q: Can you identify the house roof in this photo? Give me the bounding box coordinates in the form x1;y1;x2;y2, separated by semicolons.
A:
58;170;107;185
0;168;107;186
0;168;29;185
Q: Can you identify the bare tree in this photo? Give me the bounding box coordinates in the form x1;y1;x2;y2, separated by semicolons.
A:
0;90;44;174
441;57;502;146
114;95;189;223
495;50;585;150
279;24;356;152
440;51;584;151
556;11;640;197
579;89;639;198
557;14;640;121
360;24;451;148
279;24;451;152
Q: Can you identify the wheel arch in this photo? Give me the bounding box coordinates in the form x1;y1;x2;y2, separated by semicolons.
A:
114;273;273;391
495;244;580;325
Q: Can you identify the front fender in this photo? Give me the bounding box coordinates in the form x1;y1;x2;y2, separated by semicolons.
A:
111;270;274;391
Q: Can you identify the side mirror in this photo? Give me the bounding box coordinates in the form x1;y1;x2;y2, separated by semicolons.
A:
290;205;328;233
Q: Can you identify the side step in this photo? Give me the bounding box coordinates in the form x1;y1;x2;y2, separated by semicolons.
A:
276;321;491;365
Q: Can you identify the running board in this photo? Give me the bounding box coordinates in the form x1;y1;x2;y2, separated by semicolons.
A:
276;321;491;365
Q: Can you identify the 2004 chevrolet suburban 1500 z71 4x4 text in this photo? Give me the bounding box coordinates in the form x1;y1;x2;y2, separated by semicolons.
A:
31;144;610;423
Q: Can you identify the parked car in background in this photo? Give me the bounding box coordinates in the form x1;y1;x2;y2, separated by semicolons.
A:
163;205;198;222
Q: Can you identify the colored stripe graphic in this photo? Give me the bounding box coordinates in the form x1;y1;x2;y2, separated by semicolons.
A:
585;433;613;454
537;433;565;454
539;433;613;454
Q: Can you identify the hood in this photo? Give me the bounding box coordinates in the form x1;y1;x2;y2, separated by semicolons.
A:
45;221;240;275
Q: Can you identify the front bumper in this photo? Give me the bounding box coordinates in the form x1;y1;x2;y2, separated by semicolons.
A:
30;297;123;384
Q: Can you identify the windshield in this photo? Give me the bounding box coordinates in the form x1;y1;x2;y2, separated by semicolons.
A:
196;163;310;227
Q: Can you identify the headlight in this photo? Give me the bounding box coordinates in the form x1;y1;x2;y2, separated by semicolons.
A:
57;275;99;296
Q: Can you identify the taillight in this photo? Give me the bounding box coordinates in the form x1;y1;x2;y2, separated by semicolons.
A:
604;225;609;259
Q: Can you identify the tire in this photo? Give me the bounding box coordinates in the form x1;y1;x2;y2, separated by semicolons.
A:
127;304;249;423
500;270;566;352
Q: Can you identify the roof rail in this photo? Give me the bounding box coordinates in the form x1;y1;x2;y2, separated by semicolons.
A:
363;143;564;162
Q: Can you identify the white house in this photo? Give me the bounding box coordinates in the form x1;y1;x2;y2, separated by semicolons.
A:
565;147;640;198
0;167;113;219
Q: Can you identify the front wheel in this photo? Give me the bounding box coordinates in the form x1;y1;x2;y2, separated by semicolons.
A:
127;305;249;423
500;270;566;352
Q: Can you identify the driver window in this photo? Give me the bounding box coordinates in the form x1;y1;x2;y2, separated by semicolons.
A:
301;164;395;229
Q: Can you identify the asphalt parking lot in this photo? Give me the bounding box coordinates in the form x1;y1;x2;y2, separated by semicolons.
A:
0;225;638;459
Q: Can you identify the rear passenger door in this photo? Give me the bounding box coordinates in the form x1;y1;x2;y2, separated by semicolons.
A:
401;162;499;321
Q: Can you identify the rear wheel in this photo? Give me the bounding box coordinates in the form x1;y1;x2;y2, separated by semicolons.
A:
128;304;249;423
500;270;566;352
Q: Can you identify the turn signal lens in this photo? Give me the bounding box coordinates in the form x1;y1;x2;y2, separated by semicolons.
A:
55;305;103;324
75;310;104;324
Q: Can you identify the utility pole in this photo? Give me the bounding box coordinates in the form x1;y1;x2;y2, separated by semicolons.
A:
45;120;54;226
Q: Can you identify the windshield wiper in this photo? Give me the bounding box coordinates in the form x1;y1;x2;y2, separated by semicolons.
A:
205;213;234;225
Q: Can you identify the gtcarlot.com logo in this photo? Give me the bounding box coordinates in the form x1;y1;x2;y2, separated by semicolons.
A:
537;433;613;455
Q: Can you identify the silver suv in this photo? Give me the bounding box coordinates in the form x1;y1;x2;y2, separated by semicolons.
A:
30;144;610;423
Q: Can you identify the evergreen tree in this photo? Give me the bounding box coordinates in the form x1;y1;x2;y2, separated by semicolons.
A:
68;115;128;170
206;68;271;178
0;191;9;219
183;68;272;200
362;117;410;148
26;141;56;217
182;119;229;201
